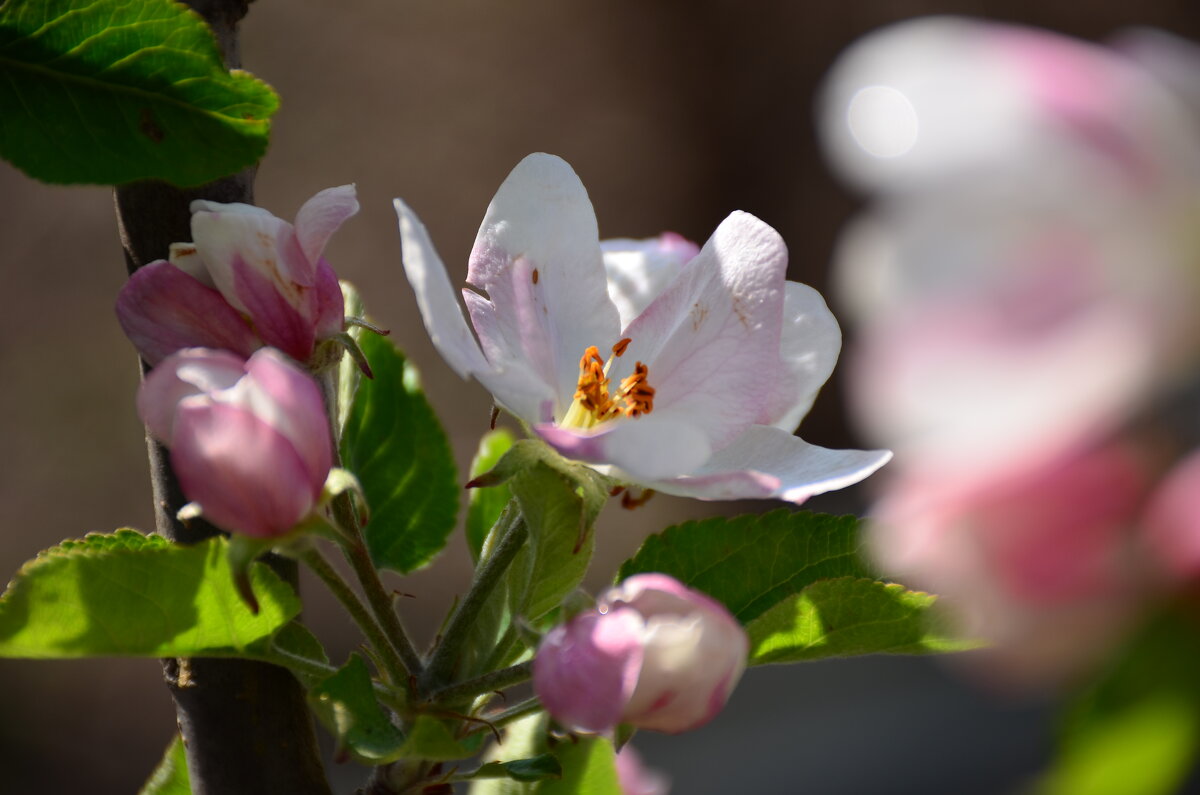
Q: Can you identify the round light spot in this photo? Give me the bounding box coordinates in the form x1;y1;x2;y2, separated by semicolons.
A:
846;85;920;159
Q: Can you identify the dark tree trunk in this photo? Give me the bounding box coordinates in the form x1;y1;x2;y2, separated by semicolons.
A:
114;2;331;793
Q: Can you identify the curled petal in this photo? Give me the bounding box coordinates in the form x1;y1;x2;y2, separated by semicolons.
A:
137;348;248;441
294;184;359;266
229;254;316;361
758;282;842;431
657;425;891;504
116;262;260;366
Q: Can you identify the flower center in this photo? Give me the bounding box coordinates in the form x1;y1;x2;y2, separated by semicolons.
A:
559;338;655;430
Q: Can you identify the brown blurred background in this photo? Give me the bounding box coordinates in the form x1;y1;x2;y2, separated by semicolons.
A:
2;1;1199;793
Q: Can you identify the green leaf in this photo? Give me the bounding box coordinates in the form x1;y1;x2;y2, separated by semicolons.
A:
336;280;367;433
467;429;516;561
0;530;299;658
307;653;405;764
473;754;562;783
139;735;190;795
1042;610;1200;795
746;577;975;664
507;457;607;623
341;332;459;573
471;713;549;795
0;0;278;186
541;736;621;795
618;510;873;624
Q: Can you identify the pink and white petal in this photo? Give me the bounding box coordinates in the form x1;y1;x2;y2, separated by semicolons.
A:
534;609;645;734
1144;449;1200;580
189;200;275;218
536;416;712;482
617;212;786;449
116;262;260;366
656;425;891;504
394;198;492;379
601;233;700;330
467;153;621;406
168;243;215;287
137;348;248;442
758;282;843;431
224;349;332;493
171;402;316;538
192;208;315;309
294;184;359;266
312;259;346;340
231;256;316;362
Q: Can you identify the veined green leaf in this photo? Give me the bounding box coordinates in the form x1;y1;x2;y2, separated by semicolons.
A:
0;0;278;186
467;429;516;562
307;654;405;764
0;529;299;658
617;510;873;624
341;332;459;573
746;577;976;665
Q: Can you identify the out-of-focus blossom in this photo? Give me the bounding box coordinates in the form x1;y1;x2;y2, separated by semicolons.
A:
615;745;671;795
138;347;332;538
396;153;889;503
118;186;358;367
1145;449;1200;581
871;444;1150;680
820;17;1200;486
533;573;747;734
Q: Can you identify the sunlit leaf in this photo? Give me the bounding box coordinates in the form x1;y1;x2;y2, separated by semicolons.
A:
138;734;190;795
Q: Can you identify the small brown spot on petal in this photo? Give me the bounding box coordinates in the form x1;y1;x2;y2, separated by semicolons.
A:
532;268;539;284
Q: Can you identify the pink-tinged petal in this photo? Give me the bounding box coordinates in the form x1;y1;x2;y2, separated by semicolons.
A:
534;609;645;734
758;282;842;431
602;232;700;330
312;259;346;340
222;349;332;496
231;255;316;362
294;184;359;266
616;212;785;449
394;198;491;379
1144;449;1200;580
189;200;274;218
615;746;670;795
192;205;316;302
168;243;214;287
171;402;317;538
137;348;247;441
466;153;621;410
536;417;711;482
116;262;260;366
657;425;891;504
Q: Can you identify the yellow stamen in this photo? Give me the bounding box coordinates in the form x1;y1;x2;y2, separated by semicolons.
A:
559;341;655;429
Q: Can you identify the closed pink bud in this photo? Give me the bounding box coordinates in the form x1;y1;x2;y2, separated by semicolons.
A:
138;347;333;538
533;574;747;735
116;186;357;365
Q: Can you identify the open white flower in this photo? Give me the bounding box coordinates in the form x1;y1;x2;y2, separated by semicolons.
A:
395;154;889;503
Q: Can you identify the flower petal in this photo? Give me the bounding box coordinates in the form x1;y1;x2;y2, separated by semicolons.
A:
601;232;700;330
533;608;645;734
230;254;316;361
136;348;249;442
466;153;621;411
616;211;786;449
312;259;346;340
536;416;711;481
191;205;316;302
394;198;491;379
116;262;260;366
758;281;842;430
656;425;891;504
171;401;317;538
294;184;359;266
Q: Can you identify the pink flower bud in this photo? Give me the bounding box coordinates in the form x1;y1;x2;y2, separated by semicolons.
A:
533;574;747;735
138;347;333;538
1144;449;1200;581
117;186;358;366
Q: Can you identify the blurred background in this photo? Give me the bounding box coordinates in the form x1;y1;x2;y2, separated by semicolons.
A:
3;1;1200;792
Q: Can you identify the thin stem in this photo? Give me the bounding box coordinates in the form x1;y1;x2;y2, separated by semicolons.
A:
420;507;529;693
473;696;543;734
334;492;426;676
426;661;533;706
299;546;408;686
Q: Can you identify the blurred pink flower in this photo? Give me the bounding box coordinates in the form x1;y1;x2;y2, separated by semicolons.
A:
615;745;670;795
117;186;358;366
533;573;747;734
396;153;889;502
1144;449;1200;581
138;347;332;538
